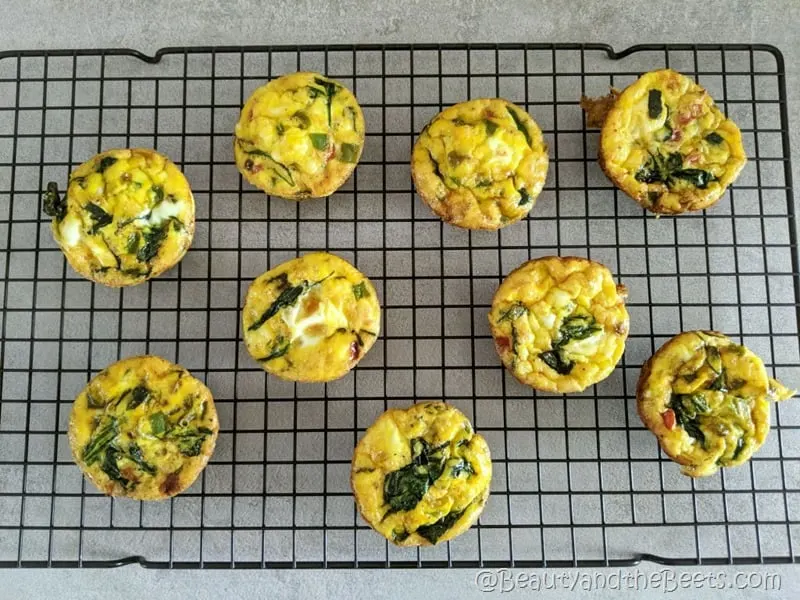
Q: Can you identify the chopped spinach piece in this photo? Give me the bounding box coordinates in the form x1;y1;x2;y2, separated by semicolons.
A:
240;146;295;186
86;202;113;234
82;418;119;466
313;76;339;126
248;284;306;331
267;272;290;291
151;185;165;205
428;151;446;184
137;223;168;263
705;132;724;145
498;303;527;322
383;438;448;512
126;232;140;254
42;182;65;221
634;150;716;190
539;350;574;375
416;509;464;544
86;392;104;409
338;143;360;163
352;281;369;300
731;436;746;460
310;133;329;151
173;426;213;457
149;412;168;437
258;337;290;363
648;89;663;119
293;110;311;129
450;459;475;478
670;394;709;447
391;529;410;543
671;168;716;189
518;187;531;206
127;443;156;475
101;446;131;488
127;385;150;410
538;314;601;375
484;119;498;136
506;106;532;148
169;216;184;232
96;156;117;173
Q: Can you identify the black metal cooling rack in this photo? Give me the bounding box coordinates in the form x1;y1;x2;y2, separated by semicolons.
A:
0;43;798;569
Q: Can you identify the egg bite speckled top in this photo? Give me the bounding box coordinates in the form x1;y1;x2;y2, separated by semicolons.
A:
411;98;549;230
586;69;746;214
242;252;381;382
43;148;195;287
489;256;630;393
351;402;492;546
234;72;365;199
637;331;795;478
68;355;218;500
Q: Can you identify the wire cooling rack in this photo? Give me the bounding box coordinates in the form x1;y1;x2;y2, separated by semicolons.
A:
0;43;798;569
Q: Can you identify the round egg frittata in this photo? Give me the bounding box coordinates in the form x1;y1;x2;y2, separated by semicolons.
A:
242;252;381;382
68;356;219;500
637;331;795;478
234;72;365;199
489;256;630;393
411;98;549;230
43;148;195;287
586;69;746;214
351;402;492;546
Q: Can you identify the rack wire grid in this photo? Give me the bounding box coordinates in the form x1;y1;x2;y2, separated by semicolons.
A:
0;43;798;569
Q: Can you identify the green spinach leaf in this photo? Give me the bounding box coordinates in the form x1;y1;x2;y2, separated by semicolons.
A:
173;426;213;457
240;147;295;186
416;509;464;544
383;438;448;513
127;443;156;475
258;337;290;363
705;132;724;145
86;202;113;234
484;119;498;136
498;303;527;322
539;350;574;375
338;143;360;163
506;106;532;148
126;386;151;410
518;187;531;206
137;223;168;263
96;156;117;173
648;89;663;119
101;446;131;488
82;418;119;465
42;182;65;221
313;77;339;126
450;459;475;478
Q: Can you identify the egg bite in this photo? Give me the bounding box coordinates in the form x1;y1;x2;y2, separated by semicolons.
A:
234;72;365;199
42;148;195;287
637;331;795;478
489;256;629;393
411;98;549;230
582;69;746;214
68;356;219;500
242;252;380;382
351;402;491;546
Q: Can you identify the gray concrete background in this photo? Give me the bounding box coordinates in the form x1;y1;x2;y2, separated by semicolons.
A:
2;0;800;598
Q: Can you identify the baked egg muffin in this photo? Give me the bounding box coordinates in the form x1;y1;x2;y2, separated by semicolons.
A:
234;71;365;199
582;69;746;214
489;256;629;393
42;148;195;287
242;252;380;382
351;402;491;546
637;331;795;478
411;98;549;230
68;355;219;500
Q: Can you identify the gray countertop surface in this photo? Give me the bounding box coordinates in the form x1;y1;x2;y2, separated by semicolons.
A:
3;1;800;598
